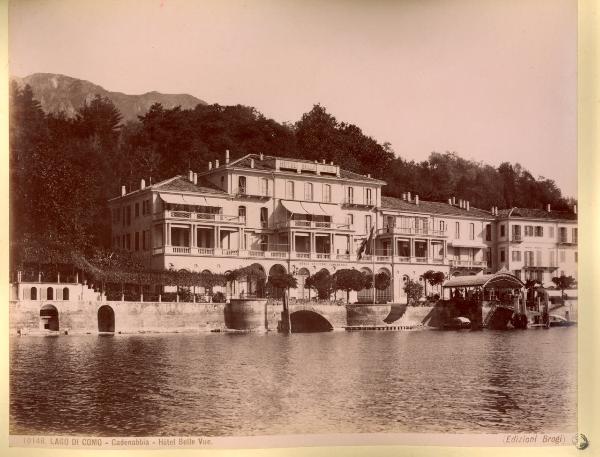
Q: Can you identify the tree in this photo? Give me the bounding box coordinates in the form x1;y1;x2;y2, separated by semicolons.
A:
374;272;391;291
403;279;424;306
333;269;369;303
551;275;576;300
267;273;298;292
428;271;446;296
421;270;435;296
305;269;333;299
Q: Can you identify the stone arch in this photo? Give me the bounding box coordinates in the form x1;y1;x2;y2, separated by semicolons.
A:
375;267;393;303
63;287;70;300
296;268;310;299
30;286;37;300
243;263;266;298
267;264;287;298
357;267;374;303
40;304;59;331
290;310;333;333
98;305;115;333
46;287;54;300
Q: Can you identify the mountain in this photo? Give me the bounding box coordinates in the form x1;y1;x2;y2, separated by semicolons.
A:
11;73;207;122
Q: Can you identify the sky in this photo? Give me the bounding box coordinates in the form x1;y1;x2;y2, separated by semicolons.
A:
9;0;577;197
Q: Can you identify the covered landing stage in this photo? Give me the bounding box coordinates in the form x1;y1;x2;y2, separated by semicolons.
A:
440;272;526;330
443;272;525;291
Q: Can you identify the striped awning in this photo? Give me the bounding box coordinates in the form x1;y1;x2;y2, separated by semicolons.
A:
160;193;209;206
281;200;308;215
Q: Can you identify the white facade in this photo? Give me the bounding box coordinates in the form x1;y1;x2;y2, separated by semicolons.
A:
107;153;577;302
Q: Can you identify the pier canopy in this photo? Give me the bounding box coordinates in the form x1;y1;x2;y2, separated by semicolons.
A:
443;272;524;290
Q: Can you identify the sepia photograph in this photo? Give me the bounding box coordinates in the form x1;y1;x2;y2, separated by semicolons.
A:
6;0;586;451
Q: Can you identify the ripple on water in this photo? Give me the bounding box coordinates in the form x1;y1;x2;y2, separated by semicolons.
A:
10;328;577;436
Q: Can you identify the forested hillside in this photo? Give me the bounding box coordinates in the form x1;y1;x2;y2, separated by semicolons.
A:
9;81;574;263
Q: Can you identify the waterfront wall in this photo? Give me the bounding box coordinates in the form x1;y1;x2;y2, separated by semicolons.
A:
10;299;433;335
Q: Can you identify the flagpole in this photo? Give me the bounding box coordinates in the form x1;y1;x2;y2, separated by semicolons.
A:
372;225;375;305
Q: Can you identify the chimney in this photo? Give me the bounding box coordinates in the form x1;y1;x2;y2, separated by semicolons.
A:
215;159;220;168
458;199;462;208
188;170;193;181
415;195;419;205
546;203;551;213
121;185;126;196
322;159;326;164
573;204;577;214
225;149;230;164
466;201;470;211
193;173;198;185
448;198;452;205
140;178;146;190
260;153;264;160
250;158;255;168
367;173;371;178
330;161;334;165
452;196;456;205
407;192;411;202
208;162;213;170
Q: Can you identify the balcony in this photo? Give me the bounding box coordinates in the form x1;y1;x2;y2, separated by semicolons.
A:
450;260;488;269
342;199;375;209
523;263;558;270
156;210;245;225
153;246;456;265
558;237;576;245
276;220;352;231
377;227;447;237
235;189;272;200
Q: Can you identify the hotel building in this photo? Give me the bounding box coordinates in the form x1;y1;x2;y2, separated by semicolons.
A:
108;152;577;303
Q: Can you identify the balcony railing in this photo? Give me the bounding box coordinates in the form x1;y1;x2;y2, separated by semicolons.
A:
449;260;488;268
157;210;245;224
235;189;272;199
342;199;375;207
276;220;351;230
377;227;447;237
153;246;457;265
558;237;576;245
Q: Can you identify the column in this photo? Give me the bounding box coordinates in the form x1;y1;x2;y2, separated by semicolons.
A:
330;233;333;255
166;223;171;245
410;238;415;258
426;239;431;262
310;233;316;255
191;224;196;248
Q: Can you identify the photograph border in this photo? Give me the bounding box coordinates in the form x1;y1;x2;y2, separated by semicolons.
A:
0;0;597;455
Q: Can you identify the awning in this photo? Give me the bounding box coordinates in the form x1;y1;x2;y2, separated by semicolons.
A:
160;193;187;205
301;202;328;216
182;195;208;206
449;240;487;249
443;273;524;289
319;203;343;217
281;200;308;215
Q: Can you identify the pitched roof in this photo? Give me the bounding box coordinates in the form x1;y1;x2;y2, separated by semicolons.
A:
152;176;227;195
227;153;385;183
497;207;577;221
381;195;492;218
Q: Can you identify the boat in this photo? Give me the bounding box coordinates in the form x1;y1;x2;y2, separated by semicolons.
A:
548;314;577;327
443;316;471;330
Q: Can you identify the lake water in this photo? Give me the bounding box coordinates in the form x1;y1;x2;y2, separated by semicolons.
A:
10;328;577;436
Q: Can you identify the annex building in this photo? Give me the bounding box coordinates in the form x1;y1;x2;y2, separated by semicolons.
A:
108;152;578;303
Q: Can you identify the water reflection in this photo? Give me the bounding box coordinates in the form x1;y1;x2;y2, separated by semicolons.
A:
10;328;577;436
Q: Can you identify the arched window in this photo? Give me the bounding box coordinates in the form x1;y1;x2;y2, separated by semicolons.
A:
63;287;69;300
30;287;37;300
286;181;295;199
47;287;54;300
304;183;313;201
238;176;247;194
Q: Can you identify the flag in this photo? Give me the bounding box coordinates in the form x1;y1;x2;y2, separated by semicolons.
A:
357;225;374;260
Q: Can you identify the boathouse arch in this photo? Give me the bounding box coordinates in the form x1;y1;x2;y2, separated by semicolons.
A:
40;304;59;331
97;305;115;333
290;310;334;333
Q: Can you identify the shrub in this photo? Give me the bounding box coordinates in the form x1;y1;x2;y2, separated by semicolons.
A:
211;291;226;303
